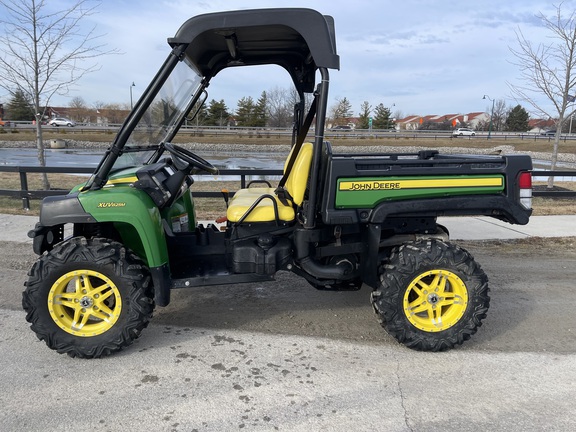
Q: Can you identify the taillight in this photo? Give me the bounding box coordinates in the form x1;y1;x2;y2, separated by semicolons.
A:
518;171;532;210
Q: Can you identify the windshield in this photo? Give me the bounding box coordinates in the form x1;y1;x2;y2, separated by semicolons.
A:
114;59;204;169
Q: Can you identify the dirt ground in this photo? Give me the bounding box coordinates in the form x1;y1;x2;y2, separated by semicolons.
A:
2;236;575;353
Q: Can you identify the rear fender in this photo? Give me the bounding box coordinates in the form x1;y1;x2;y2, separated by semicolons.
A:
368;195;531;225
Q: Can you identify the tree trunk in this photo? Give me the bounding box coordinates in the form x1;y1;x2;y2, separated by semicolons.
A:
547;136;560;189
35;115;50;190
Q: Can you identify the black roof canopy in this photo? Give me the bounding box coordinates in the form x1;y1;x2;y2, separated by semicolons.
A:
168;8;340;93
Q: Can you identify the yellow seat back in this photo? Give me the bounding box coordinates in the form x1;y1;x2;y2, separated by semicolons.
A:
283;145;295;172
225;142;313;223
284;142;313;205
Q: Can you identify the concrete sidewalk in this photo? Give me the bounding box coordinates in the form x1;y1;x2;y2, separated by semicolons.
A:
438;214;576;240
0;214;575;244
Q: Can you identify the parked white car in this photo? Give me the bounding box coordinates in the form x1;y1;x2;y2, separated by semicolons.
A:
49;117;76;127
452;127;475;137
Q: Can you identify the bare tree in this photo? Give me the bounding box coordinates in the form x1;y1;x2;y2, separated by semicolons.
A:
70;96;87;110
0;0;117;189
492;99;508;132
69;96;88;123
330;97;353;126
508;3;576;188
93;101;106;111
480;99;507;132
266;86;292;128
393;109;404;122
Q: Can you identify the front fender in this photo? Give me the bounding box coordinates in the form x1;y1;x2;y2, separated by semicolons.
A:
78;187;168;267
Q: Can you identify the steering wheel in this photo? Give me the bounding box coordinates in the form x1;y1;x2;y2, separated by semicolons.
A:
163;143;219;175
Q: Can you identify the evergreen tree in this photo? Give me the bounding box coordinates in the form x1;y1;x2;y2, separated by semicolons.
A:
253;91;268;127
372;103;394;129
6;89;34;121
235;96;256;126
358;101;372;129
205;99;230;126
505;105;530;132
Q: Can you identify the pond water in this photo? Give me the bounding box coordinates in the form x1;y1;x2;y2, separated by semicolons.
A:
0;147;286;170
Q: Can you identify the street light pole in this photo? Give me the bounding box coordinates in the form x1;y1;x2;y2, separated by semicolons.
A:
482;95;495;139
387;103;395;130
130;82;135;109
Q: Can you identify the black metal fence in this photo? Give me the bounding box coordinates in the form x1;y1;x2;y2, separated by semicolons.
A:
0;166;574;211
532;171;576;198
0;166;284;210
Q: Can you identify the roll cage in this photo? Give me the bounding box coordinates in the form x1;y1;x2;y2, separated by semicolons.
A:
85;7;340;226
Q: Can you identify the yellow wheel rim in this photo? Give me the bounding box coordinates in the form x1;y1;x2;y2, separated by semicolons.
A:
48;270;122;337
403;270;468;332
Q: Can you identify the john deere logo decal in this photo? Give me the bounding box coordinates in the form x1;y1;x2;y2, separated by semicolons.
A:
336;175;505;208
339;177;503;191
339;181;401;191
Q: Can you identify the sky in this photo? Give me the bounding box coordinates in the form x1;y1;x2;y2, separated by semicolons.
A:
0;0;569;118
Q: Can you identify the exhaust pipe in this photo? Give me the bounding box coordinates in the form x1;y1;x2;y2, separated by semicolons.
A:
298;255;351;279
294;229;352;280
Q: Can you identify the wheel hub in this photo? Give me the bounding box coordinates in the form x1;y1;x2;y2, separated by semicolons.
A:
79;296;94;308
427;293;440;305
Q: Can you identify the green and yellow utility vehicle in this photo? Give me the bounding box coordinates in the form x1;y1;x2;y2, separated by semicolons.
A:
23;8;533;358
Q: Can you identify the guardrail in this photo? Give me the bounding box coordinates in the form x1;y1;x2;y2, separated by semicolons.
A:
3;122;576;141
0;166;574;210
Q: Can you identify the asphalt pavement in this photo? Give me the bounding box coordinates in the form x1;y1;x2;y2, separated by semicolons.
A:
1;213;575;431
2;308;576;432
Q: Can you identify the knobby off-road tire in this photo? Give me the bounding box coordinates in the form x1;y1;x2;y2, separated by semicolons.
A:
23;237;155;358
371;239;489;351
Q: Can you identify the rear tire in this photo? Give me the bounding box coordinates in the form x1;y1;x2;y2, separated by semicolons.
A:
371;239;489;351
23;237;155;358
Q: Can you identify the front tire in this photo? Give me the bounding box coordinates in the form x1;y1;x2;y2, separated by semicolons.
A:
23;237;155;358
371;239;489;351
